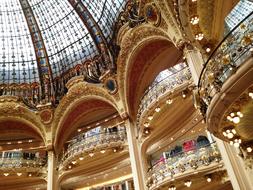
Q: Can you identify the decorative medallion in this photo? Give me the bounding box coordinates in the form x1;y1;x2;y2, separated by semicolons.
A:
40;109;53;124
105;78;118;94
144;3;161;26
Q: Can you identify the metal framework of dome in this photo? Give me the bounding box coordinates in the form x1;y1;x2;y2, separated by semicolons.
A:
0;0;127;105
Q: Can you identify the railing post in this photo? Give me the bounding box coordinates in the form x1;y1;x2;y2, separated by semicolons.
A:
184;45;204;85
125;119;146;190
215;138;253;190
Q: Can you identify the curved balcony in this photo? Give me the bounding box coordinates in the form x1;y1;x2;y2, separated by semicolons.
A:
0;152;47;176
138;66;192;120
198;12;253;108
146;143;222;189
60;129;127;169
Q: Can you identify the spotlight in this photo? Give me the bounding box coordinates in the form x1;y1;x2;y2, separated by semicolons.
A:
28;173;32;177
113;148;117;153
77;129;81;132
207;177;212;182
3;173;9;177
68;165;72;169
79;157;84;161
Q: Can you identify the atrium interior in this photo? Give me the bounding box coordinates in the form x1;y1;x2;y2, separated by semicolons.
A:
0;0;253;190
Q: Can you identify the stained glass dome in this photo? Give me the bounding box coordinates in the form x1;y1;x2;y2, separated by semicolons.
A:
0;0;126;104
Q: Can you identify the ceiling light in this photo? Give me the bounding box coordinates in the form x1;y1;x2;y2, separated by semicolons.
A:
68;165;72;169
28;139;33;143
144;122;150;128
79;157;84;161
28;173;32;177
3;173;9;177
155;107;161;112
195;33;204;41
190;16;199;25
184;180;192;187
207;177;212;182
71;161;77;165
89;153;94;157
77;129;81;132
166;99;173;104
247;147;252;153
233;116;240;124
169;185;176;190
17;141;22;144
7;142;11;145
17;173;22;176
206;47;211;53
113;148;117;153
144;128;150;134
182;93;186;98
148;115;153;120
249;92;253;99
100;150;106;154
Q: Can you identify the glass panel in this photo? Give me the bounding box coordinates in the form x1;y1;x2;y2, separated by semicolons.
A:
29;0;98;77
0;0;38;84
80;0;126;41
225;0;253;31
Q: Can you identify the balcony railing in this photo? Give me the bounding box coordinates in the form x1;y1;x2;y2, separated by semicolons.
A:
0;156;46;169
61;130;127;164
146;143;221;188
138;66;192;116
198;12;253;109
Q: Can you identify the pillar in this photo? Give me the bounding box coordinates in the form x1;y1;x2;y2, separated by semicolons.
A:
47;150;59;190
215;138;253;190
184;45;205;85
125;119;146;190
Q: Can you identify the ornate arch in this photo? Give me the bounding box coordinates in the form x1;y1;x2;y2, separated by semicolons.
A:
117;25;182;118
117;25;173;116
53;81;122;151
0;97;46;143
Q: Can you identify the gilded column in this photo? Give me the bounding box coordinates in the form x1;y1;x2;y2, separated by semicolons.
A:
215;138;253;190
47;150;59;190
183;44;205;85
125;119;146;190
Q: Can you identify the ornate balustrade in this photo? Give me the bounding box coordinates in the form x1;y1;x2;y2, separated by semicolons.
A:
198;12;253;111
138;66;192;117
0;157;46;169
61;130;127;167
146;143;221;188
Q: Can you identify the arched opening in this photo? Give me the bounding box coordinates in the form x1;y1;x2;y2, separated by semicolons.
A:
125;39;183;118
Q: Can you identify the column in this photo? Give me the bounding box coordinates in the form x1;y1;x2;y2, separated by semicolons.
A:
47;150;59;190
184;45;205;85
215;138;253;190
125;119;146;190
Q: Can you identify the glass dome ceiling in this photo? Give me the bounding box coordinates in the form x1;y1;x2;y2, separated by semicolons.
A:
0;0;126;85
